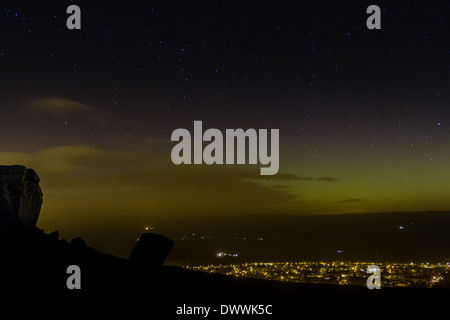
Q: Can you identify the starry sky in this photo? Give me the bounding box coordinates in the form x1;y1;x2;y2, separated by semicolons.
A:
1;1;449;248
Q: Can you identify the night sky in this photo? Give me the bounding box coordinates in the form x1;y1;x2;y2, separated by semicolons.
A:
1;1;449;253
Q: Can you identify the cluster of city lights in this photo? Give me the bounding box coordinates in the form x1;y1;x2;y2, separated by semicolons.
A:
186;261;450;288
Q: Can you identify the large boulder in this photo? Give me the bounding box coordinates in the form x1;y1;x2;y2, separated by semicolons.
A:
129;233;174;267
0;165;43;227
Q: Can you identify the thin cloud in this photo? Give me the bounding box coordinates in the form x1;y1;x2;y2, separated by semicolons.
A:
0;145;123;175
25;96;111;128
27;97;104;116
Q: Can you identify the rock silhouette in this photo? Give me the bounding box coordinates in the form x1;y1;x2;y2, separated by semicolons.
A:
0;165;43;227
129;232;174;267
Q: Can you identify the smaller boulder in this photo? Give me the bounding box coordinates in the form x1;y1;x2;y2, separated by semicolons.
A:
129;233;174;267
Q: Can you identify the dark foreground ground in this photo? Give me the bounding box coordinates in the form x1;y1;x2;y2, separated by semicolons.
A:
1;224;449;317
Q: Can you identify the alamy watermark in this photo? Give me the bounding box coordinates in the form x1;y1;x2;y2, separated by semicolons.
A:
66;5;81;30
66;265;81;289
366;5;381;30
171;121;279;175
366;265;381;289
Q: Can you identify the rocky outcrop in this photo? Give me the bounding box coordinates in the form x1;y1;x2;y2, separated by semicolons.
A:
0;165;43;227
129;233;174;267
